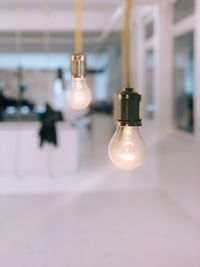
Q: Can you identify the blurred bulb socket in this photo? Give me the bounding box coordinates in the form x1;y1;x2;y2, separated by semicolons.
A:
71;53;86;79
115;88;142;126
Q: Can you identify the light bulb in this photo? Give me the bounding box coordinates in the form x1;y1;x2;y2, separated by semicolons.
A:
108;125;146;170
67;78;92;110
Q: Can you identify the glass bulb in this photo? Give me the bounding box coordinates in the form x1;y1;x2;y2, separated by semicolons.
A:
67;78;92;110
108;125;146;170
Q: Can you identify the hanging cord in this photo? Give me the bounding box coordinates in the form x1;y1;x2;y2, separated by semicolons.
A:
43;0;50;63
14;0;23;178
15;0;22;63
75;0;83;53
15;0;23;107
122;0;133;88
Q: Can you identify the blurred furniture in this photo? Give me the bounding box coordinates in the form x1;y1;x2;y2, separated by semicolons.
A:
0;122;79;175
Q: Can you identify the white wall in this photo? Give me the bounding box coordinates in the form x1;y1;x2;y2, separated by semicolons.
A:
135;0;200;223
159;0;200;224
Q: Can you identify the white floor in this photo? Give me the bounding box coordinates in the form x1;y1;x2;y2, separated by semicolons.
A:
0;191;200;267
0;119;200;267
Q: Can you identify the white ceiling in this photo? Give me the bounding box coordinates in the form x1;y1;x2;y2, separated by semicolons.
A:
0;0;162;11
0;31;121;53
0;0;162;33
0;0;118;11
0;0;163;53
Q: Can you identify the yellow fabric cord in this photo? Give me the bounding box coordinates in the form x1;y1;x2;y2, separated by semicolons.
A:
75;0;83;53
122;0;132;88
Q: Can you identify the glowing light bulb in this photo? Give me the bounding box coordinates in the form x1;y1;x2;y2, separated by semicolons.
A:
67;78;92;110
108;125;146;170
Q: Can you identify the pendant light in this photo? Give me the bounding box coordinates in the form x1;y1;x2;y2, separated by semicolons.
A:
108;0;146;170
67;0;92;110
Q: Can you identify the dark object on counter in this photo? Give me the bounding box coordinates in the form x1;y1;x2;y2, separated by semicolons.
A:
0;91;35;110
90;101;113;115
39;103;63;147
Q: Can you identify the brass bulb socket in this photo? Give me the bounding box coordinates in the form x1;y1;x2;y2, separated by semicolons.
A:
71;53;86;79
115;88;142;127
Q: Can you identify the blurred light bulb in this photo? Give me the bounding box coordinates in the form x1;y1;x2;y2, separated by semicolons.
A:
67;78;92;110
108;125;146;170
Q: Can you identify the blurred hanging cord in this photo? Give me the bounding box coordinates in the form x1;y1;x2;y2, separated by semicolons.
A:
38;1;59;148
43;0;51;64
15;0;23;115
15;0;24;118
14;0;23;177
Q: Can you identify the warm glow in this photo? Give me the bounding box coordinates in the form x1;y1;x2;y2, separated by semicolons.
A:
119;142;136;161
67;78;92;110
108;126;146;170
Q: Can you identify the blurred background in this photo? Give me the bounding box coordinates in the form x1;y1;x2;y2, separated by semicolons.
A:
0;0;199;266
